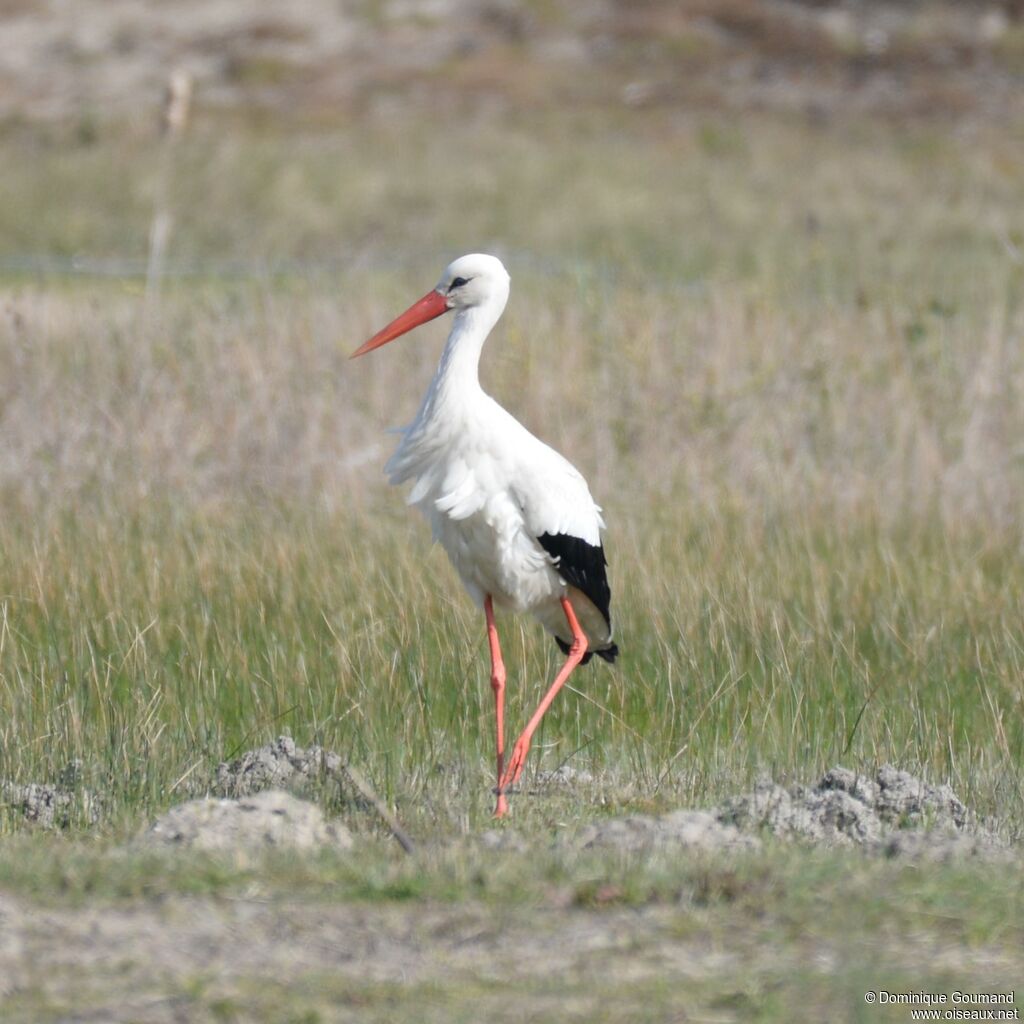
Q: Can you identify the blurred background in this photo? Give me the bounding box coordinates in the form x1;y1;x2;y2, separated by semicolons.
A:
3;0;1023;518
4;0;1024;123
1;1;1023;823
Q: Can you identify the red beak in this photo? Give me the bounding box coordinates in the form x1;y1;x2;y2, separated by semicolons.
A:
350;289;450;358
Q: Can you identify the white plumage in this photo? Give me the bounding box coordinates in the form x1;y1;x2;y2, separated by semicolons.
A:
352;253;616;815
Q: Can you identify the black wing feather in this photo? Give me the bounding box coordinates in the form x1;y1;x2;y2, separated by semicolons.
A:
538;532;618;665
554;635;618;666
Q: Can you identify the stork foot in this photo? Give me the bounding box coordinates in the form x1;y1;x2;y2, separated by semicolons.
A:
500;737;530;792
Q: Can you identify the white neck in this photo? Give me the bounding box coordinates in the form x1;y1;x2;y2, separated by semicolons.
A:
417;289;508;424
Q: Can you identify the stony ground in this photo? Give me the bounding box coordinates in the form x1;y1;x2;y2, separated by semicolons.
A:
1;742;1020;1022
9;737;1010;859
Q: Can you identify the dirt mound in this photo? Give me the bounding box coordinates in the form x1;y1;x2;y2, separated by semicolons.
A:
571;766;1007;861
715;765;1003;860
1;782;97;830
145;789;353;852
1;762;100;829
214;735;343;797
578;810;761;855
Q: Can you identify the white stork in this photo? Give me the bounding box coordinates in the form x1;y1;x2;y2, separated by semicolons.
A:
351;253;617;817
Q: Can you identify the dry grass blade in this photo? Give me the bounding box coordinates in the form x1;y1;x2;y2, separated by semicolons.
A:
342;763;416;855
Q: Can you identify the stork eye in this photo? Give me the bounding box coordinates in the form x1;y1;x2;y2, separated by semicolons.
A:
449;276;470;290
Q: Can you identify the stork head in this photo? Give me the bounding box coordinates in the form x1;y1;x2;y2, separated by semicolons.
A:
436;253;510;312
351;253;510;358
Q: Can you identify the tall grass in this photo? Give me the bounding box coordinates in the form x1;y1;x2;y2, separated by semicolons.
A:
0;110;1022;834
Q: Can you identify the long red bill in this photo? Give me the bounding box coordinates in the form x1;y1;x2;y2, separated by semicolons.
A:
350;289;450;358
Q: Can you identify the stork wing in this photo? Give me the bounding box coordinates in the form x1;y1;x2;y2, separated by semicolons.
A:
535;531;612;628
511;441;611;627
511;441;604;544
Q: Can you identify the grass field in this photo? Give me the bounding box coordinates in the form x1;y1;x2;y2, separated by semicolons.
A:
1;105;1024;1019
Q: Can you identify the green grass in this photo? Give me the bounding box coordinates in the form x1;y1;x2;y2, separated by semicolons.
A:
1;108;1023;837
0;103;1023;1018
1;498;1022;836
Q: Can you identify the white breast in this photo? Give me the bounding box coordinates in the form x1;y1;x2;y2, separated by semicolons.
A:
385;394;603;617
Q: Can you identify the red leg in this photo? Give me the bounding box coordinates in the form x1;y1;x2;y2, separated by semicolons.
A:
484;595;509;818
499;596;587;793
